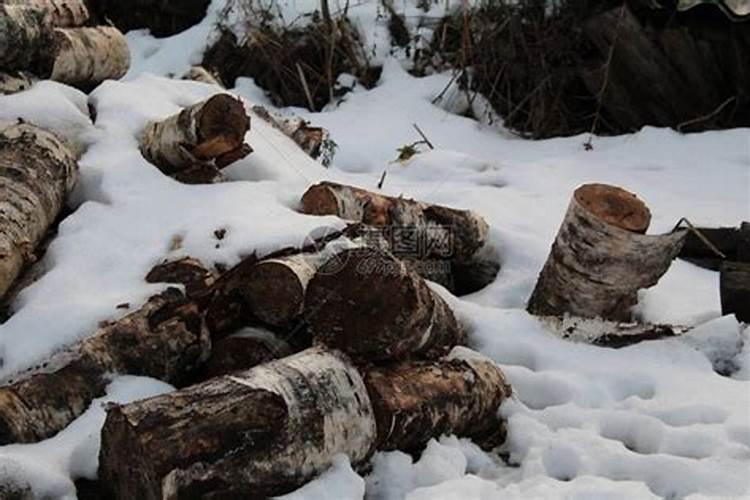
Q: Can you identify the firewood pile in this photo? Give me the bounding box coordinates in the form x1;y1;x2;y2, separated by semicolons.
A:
0;0;130;94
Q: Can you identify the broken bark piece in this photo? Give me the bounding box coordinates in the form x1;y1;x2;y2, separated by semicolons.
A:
98;347;376;500
0;288;209;445
42;26;129;86
720;261;750;323
527;184;687;322
0;71;35;95
4;0;89;28
139;94;251;175
300;181;499;293
0;123;78;300
201;327;293;379
541;315;690;348
364;347;512;451
145;257;216;299
305;246;465;361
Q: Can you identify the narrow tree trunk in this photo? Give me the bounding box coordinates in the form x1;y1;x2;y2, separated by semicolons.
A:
364;347;512;451
738;222;750;262
527;184;687;321
0;123;78;300
3;0;89;27
0;288;209;445
200;326;293;379
139;94;251;175
305;246;465;361
300;181;499;294
98;347;376;500
720;261;750;323
0;71;35;95
42;26;130;86
540;315;689;348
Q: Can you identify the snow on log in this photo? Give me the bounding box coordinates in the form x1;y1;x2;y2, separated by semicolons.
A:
3;0;89;28
300;181;499;294
98;347;376;500
139;94;251;175
43;26;129;86
305;246;465;361
364;347;512;451
0;288;209;445
540;315;690;348
720;261;750;323
0;71;35;95
0;123;78;300
527;183;687;322
201;326;293;379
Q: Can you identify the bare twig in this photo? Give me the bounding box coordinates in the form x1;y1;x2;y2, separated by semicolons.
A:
296;63;316;111
412;123;435;149
672;217;727;259
677;96;736;132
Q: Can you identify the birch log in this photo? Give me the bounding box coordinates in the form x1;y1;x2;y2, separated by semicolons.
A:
540;315;689;348
0;123;78;300
43;26;130;85
0;5;47;69
300;181;499;294
527;184;687;321
720;262;750;323
364;347;512;451
0;71;35;95
0;288;209;445
201;326;293;379
3;0;89;27
98;347;376;500
305;246;465;361
253;105;333;165
139;94;251;175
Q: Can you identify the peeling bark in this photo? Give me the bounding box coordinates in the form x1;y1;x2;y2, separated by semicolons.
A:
527;184;687;321
200;327;293;379
3;0;89;28
139;94;251;175
364;347;512;451
98;347;376;500
305;246;465;361
0;71;35;95
720;261;750;323
43;26;129;86
0;288;209;445
300;181;499;294
0;123;78;300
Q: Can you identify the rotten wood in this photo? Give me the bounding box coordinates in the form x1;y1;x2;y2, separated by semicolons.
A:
252;105;333;165
305;246;465;361
139;94;251;176
0;288;209;445
98;347;376;500
527;183;686;322
720;261;750;323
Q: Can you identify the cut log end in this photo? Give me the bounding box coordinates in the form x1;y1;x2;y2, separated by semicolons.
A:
300;183;340;216
243;261;307;327
574;183;651;233
192;94;250;160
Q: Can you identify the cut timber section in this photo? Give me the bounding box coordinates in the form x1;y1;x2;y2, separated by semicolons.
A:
305;246;465;361
45;26;129;85
720;261;750;323
300;181;499;294
528;183;687;322
98;347;376;500
3;0;89;28
365;347;512;451
0;288;209;444
139;94;251;177
0;123;78;300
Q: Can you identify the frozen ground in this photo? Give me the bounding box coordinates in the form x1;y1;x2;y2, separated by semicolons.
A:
0;1;748;498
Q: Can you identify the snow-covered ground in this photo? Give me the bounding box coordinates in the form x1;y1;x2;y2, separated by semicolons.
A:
0;1;749;498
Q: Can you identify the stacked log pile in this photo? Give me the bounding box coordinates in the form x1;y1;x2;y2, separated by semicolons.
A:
0;0;129;92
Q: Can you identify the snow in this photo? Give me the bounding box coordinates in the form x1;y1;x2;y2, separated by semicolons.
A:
0;0;748;498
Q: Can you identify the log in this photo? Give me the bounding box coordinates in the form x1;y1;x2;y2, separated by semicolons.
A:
98;347;376;500
139;94;251;175
527;184;687;322
738;222;750;262
145;257;216;299
720;261;750;323
0;5;47;70
0;123;78;300
200;326;293;379
364;347;512;451
0;71;35;95
300;181;499;294
3;0;89;28
252;105;334;165
43;26;130;86
540;315;691;348
305;246;465;361
0;288;209;444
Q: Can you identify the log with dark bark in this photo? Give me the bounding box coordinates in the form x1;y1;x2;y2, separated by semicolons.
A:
139;94;251;176
87;0;210;37
0;288;209;445
200;326;293;379
527;184;687;322
364;347;512;451
0;123;78;300
540;315;690;348
305;246;465;361
98;347;376;500
720;261;750;323
300;181;499;294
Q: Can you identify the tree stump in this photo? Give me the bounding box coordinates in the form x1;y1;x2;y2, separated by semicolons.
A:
527;183;687;321
720;261;750;323
0;288;209;444
0;123;78;300
305;246;465;361
98;347;377;500
139;94;251;176
364;347;512;451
